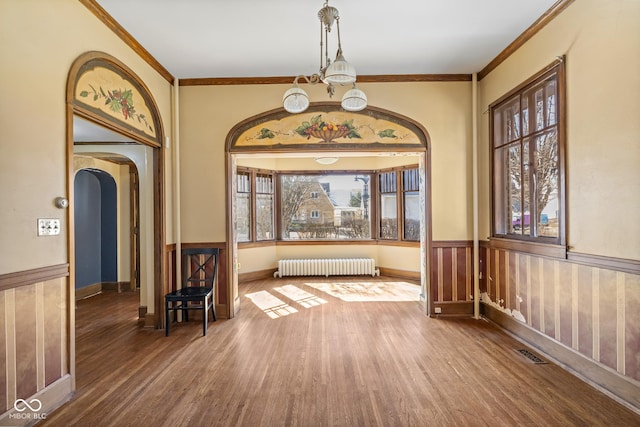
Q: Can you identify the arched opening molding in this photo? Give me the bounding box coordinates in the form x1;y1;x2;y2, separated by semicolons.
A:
66;51;166;386
225;102;431;316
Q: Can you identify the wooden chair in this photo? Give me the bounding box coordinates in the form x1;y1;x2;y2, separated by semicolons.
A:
165;248;219;336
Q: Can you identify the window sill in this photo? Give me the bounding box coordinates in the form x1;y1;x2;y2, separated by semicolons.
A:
276;240;378;246
377;240;420;247
485;237;567;259
238;240;276;249
240;240;421;247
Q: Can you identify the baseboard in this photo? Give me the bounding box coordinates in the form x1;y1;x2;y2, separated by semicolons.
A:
239;268;277;282
233;297;241;317
75;283;102;300
102;281;132;292
482;303;640;414
0;374;73;426
76;282;134;300
377;267;420;281
432;301;474;317
240;267;417;283
143;312;155;328
215;303;228;319
139;306;155;328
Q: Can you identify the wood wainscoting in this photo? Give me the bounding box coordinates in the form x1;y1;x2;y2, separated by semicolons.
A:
0;264;72;422
239;268;277;283
431;240;474;316
479;241;640;412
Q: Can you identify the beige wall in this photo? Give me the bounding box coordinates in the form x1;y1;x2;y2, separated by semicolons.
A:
0;0;174;275
478;0;640;260
183;83;470;275
180;82;472;246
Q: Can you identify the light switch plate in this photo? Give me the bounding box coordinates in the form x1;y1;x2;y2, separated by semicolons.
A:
38;218;60;236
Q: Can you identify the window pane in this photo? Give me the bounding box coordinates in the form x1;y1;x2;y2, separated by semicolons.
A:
507;144;522;235
521;96;529;136
281;174;371;240
256;194;273;240
494;147;508;235
545;79;557;126
403;191;420;241
502;96;521;143
379;171;396;193
256;174;273;193
237;172;250;193
380;194;398;239
522;140;531;236
236;193;250;242
255;173;274;241
535;131;559;238
403;169;420;191
534;88;545;131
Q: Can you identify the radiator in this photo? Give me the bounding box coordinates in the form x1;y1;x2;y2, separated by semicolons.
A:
274;258;379;278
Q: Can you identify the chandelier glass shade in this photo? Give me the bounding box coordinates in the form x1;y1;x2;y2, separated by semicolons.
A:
323;52;356;85
282;86;310;114
283;1;367;114
341;85;367;112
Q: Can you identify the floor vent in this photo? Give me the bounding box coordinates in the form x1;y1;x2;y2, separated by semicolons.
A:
515;348;547;364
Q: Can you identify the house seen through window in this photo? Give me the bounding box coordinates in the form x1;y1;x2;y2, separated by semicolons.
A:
280;174;372;240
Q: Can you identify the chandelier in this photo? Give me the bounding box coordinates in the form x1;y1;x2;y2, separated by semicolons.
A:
282;1;367;114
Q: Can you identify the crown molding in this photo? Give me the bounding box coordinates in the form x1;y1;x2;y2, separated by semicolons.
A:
179;74;472;86
79;0;174;83
478;0;575;80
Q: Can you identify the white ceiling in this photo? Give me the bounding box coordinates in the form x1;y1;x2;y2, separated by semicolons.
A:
77;0;559;144
95;0;559;79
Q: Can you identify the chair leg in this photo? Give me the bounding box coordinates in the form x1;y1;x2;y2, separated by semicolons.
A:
165;301;170;336
203;296;208;336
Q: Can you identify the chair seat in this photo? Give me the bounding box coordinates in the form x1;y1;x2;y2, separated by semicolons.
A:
166;286;212;299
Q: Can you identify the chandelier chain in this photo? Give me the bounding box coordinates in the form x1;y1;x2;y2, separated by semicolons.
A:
282;1;367;114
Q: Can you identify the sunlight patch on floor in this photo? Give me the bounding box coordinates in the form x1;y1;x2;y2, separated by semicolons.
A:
305;281;421;302
273;285;327;308
245;290;298;319
246;281;419;318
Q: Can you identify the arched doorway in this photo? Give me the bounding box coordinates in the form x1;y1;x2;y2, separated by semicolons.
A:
74;169;118;293
225;103;432;316
66;51;165;387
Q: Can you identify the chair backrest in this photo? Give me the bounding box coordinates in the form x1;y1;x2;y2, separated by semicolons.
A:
182;248;219;289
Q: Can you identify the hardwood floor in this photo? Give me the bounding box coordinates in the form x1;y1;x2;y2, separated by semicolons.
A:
42;277;639;426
